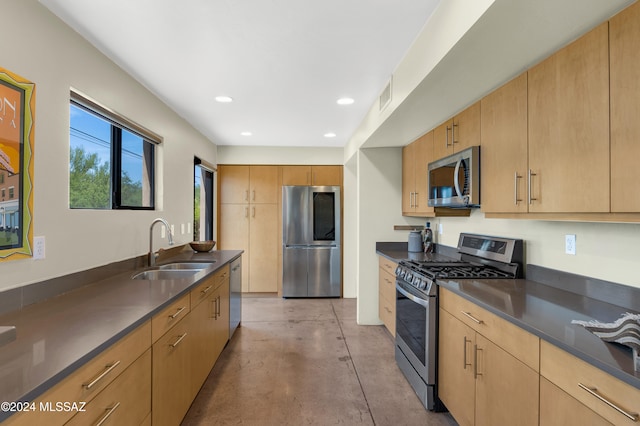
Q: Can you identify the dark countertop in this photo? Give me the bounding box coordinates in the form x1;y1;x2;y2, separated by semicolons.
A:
376;243;640;391
0;249;242;420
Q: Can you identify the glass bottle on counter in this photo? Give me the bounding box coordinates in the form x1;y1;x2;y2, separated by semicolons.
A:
423;222;433;253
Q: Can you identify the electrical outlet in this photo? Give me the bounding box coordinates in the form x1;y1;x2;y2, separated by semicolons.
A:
438;223;444;235
160;226;166;238
33;236;45;259
565;234;576;255
170;224;175;237
181;223;185;235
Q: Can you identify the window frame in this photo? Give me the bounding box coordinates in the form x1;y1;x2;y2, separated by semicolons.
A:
70;90;162;210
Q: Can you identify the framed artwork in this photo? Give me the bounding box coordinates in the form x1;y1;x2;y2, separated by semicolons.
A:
0;67;35;261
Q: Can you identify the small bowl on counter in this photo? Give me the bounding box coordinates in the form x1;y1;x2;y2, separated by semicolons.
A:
189;240;216;252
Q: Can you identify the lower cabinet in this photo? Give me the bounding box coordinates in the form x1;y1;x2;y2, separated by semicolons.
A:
377;256;397;336
152;314;193;426
540;377;612;426
438;288;539;426
65;349;152;426
540;340;640;425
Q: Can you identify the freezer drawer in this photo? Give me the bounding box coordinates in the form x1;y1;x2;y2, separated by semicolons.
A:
283;246;340;297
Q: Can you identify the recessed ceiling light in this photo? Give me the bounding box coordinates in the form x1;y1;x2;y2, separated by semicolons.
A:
215;96;233;103
324;132;337;138
240;131;252;136
336;97;354;105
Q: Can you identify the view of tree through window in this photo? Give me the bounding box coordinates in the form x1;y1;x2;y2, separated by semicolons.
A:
69;101;155;209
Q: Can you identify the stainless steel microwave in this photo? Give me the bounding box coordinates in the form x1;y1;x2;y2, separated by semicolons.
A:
427;146;480;208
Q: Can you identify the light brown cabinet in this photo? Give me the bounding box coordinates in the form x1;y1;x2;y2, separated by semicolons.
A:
540;340;640;425
151;314;192;426
540;377;613;426
65;349;152;426
527;23;610;213
433;102;480;160
438;288;539;426
3;322;152;426
190;265;230;395
402;132;433;216
480;73;529;214
281;165;342;186
377;256;397;336
219;165;278;292
610;1;640;213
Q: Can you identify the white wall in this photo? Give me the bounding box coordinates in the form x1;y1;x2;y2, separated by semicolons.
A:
0;0;216;291
218;146;343;165
353;148;425;324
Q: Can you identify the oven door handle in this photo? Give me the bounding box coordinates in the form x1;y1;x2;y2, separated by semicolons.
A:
396;282;431;308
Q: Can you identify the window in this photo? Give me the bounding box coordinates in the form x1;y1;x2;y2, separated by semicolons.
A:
194;158;215;242
8;186;14;199
69;91;160;209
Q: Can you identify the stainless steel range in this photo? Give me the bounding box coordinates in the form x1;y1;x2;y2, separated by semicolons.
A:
394;233;523;411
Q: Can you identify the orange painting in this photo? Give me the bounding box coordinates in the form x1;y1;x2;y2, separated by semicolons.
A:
0;67;35;260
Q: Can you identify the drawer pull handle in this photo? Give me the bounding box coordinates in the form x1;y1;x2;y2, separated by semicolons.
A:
170;332;188;348
169;306;187;319
461;311;484;324
82;360;121;390
474;346;483;379
200;285;213;295
95;402;121;426
578;383;638;422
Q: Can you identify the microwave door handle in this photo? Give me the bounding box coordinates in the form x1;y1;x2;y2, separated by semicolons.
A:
453;158;463;198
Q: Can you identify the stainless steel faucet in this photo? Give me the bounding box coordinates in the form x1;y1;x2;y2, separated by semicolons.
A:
149;218;174;266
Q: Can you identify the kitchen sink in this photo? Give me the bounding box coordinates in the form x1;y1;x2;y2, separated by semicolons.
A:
131;269;201;280
156;262;215;270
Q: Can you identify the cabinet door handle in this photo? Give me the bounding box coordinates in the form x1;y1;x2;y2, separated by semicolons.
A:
452;122;458;145
578;383;639;422
95;402;121;426
252;190;255;201
244;207;248;218
244;190;249;201
82;360;121;390
514;172;523;205
170;332;188;348
414;192;419;208
446;126;451;148
463;337;472;370
169;306;187;320
252;207;256;218
528;169;537;204
461;311;484;324
474;345;483;379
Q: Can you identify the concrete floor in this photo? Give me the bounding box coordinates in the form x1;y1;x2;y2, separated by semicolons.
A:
182;296;457;426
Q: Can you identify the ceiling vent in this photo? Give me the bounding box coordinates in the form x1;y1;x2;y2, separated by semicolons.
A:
379;77;392;112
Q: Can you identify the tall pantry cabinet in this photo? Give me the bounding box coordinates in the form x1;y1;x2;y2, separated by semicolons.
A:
219;165;278;292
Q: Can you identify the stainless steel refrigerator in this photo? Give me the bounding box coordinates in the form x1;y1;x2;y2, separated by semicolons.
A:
282;186;341;297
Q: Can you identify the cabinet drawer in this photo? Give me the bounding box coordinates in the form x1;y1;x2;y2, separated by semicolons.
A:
191;275;217;308
65;349;151;426
541;340;640;425
378;268;395;304
212;264;230;289
540;377;612;426
378;257;398;275
378;290;395;336
440;288;539;371
3;321;151;426
152;293;190;343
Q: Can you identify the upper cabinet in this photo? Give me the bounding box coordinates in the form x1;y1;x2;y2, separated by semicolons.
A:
481;74;529;214
281;165;342;186
610;2;640;213
402;131;433;216
219;165;278;204
527;23;610;213
433;102;481;160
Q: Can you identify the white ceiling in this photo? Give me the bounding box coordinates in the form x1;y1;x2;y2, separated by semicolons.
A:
39;0;441;148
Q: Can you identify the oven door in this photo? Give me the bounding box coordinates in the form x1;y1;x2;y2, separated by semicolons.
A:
395;280;436;385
